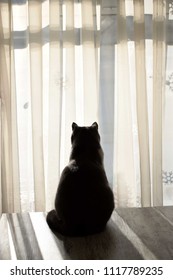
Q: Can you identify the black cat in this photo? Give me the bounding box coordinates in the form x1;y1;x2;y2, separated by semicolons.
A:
46;122;114;236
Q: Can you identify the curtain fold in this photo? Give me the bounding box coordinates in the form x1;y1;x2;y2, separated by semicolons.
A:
134;0;151;206
115;0;136;207
0;2;21;214
28;0;46;211
82;0;98;124
63;0;76;166
152;0;166;206
47;0;62;211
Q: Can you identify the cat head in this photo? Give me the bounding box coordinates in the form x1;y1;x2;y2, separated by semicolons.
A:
72;122;98;131
71;122;100;148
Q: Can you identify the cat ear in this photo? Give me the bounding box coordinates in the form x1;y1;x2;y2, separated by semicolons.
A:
72;122;78;131
91;122;98;130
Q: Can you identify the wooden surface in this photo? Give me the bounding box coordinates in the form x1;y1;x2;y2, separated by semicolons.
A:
0;207;173;260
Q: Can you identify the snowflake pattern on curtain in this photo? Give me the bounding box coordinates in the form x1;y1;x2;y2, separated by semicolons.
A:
168;1;173;15
164;69;173;187
163;70;173;187
162;171;173;184
166;72;173;92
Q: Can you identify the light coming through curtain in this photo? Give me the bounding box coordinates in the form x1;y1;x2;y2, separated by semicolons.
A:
0;0;173;215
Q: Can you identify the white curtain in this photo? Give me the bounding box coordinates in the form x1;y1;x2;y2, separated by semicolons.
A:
113;0;166;207
0;0;100;214
100;0;169;207
0;0;172;215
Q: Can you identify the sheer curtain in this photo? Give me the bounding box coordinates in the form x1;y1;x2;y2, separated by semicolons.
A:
113;0;166;207
0;0;172;215
100;0;168;207
0;0;100;214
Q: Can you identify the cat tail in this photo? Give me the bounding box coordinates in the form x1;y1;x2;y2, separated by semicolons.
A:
46;210;66;235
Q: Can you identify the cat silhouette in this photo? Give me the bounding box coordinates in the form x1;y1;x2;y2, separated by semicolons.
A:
46;122;114;236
